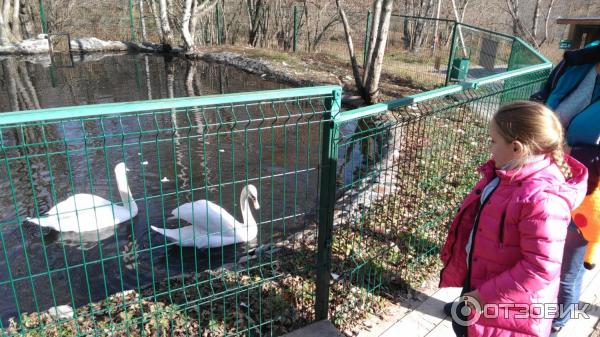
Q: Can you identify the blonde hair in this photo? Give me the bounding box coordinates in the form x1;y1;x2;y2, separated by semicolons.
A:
492;101;572;179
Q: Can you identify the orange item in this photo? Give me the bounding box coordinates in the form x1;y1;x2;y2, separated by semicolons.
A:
572;181;600;270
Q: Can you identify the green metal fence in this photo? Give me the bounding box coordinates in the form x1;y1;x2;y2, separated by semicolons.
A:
384;15;456;89
329;64;551;325
0;86;341;336
0;15;553;337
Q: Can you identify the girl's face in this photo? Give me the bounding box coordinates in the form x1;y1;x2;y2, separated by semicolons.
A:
489;121;522;169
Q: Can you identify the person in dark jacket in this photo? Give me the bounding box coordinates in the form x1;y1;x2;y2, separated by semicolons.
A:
530;42;600;336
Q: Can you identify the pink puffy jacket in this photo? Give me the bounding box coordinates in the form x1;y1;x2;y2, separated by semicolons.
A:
439;155;588;337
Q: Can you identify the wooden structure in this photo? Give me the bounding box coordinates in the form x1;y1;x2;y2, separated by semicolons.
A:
556;17;600;50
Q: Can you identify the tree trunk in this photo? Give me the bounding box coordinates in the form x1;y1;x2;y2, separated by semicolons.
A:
450;0;468;57
0;11;12;45
542;0;557;46
190;1;199;45
505;0;542;48
364;0;393;103
531;0;541;42
246;0;264;47
11;0;21;38
149;0;164;42
139;0;147;41
335;0;366;97
432;0;442;51
364;0;382;81
19;1;36;38
182;0;195;49
2;0;10;23
158;0;174;48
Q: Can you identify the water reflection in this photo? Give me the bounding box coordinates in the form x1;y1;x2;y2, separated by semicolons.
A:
0;53;317;323
0;53;380;326
0;53;283;112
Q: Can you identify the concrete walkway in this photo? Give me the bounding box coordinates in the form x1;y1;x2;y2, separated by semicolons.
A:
369;265;600;337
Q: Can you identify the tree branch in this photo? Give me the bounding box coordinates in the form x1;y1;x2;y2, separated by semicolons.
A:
335;0;365;96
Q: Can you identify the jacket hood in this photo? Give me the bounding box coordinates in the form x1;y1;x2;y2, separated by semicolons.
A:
478;154;588;210
564;44;600;66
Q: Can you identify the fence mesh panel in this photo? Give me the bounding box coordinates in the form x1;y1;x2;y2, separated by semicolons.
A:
0;86;340;336
330;67;550;320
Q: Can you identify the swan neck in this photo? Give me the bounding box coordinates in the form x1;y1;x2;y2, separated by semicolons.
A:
115;167;138;216
240;188;256;229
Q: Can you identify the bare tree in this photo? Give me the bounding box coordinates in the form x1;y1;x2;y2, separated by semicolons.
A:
0;0;23;44
11;0;19;37
159;0;175;48
304;0;340;52
182;0;195;48
246;0;266;46
140;0;147;41
450;0;469;56
2;0;9;24
432;0;443;51
337;0;393;103
45;0;77;37
182;0;219;50
0;12;11;44
149;0;164;39
505;0;559;48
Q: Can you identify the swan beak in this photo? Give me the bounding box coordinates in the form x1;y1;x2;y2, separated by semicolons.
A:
253;200;260;210
126;168;131;172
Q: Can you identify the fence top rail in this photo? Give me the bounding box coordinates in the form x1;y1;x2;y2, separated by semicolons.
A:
456;22;516;41
0;85;341;126
471;63;552;86
335;62;552;122
391;13;456;23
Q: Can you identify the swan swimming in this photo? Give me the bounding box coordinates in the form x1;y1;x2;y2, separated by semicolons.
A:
150;184;260;248
26;162;138;232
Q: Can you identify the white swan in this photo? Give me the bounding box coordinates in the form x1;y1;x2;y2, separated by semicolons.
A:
26;162;138;232
150;184;260;248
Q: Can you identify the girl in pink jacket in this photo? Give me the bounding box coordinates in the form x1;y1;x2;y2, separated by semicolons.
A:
439;101;588;337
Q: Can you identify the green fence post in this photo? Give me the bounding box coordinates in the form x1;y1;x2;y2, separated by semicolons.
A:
444;21;458;86
363;9;372;69
315;88;342;321
293;5;298;52
129;0;136;41
38;0;47;34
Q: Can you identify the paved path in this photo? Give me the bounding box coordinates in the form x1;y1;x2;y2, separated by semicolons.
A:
368;265;600;337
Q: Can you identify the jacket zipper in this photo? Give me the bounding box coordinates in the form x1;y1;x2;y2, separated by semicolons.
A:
465;183;499;291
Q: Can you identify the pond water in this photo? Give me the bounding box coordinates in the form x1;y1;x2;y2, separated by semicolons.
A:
0;53;373;324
